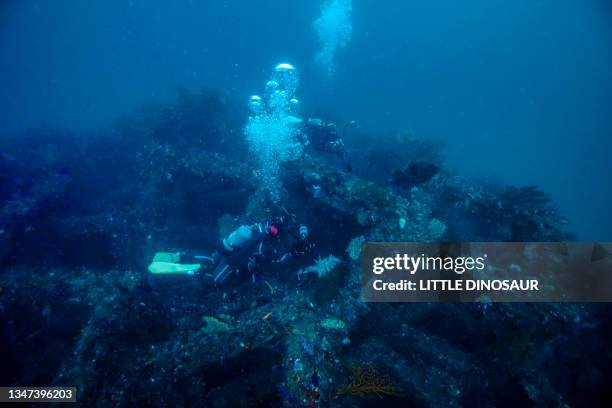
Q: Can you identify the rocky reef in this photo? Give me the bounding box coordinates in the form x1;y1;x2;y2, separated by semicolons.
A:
1;88;610;407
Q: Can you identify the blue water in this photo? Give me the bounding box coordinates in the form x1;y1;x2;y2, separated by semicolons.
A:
1;0;611;239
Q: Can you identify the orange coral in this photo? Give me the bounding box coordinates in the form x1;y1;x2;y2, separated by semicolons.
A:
336;365;399;398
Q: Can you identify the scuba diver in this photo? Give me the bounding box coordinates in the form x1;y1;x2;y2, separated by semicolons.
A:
303;118;357;172
148;217;313;285
205;222;272;284
303;118;345;156
270;219;314;265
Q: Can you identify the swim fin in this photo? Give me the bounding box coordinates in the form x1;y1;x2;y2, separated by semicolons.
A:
148;252;201;275
148;262;201;275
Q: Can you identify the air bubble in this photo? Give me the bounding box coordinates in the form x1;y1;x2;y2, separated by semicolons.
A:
245;64;305;201
272;63;299;98
249;95;263;113
275;63;295;72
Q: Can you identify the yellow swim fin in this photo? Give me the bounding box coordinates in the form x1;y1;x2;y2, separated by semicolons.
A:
148;252;201;275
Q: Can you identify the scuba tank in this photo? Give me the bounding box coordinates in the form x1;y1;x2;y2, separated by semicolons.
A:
222;225;254;252
214;225;266;283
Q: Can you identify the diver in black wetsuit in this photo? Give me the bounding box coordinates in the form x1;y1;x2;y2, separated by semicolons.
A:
207;222;273;284
302;118;357;172
303;118;345;156
209;218;314;284
148;219;312;285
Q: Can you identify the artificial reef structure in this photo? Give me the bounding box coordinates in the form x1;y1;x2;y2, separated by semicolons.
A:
1;66;608;407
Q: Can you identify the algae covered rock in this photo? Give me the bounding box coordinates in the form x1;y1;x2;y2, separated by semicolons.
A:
321;318;346;331
201;316;233;334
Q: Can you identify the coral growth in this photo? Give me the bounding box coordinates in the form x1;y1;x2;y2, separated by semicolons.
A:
337;365;399;398
346;235;365;260
0;85;601;408
298;255;342;279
